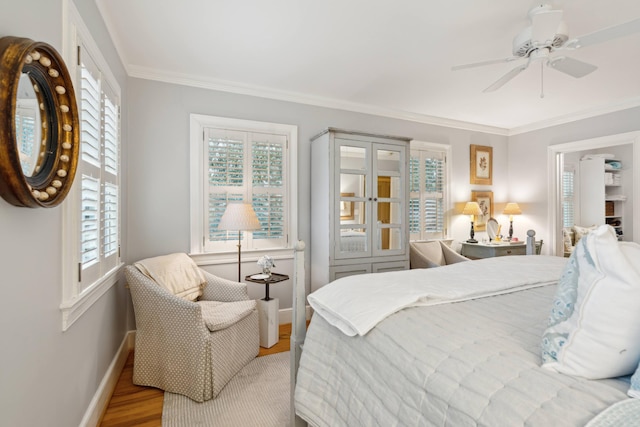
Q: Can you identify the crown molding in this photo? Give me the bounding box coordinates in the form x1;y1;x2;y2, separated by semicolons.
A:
126;65;510;136
508;97;640;136
128;66;640;137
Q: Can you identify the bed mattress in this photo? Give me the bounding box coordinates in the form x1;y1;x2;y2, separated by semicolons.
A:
295;285;629;426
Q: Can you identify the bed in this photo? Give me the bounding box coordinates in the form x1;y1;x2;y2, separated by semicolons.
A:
291;226;640;426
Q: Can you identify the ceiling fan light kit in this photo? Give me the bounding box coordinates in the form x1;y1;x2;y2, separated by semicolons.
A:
453;4;640;95
512;6;568;58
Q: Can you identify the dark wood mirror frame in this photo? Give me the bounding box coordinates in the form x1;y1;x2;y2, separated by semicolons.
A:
0;36;79;208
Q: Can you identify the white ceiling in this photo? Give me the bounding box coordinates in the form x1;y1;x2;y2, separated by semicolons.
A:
96;0;640;135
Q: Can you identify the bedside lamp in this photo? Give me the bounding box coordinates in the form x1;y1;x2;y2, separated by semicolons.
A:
218;203;261;281
462;201;483;243
503;202;522;240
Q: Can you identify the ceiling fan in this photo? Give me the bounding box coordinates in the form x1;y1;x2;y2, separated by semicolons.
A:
452;4;640;95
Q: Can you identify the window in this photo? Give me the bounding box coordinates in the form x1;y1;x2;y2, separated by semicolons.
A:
190;115;297;257
409;142;450;241
562;165;575;228
60;1;122;331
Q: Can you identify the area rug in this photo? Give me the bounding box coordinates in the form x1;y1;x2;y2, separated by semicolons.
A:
162;351;290;427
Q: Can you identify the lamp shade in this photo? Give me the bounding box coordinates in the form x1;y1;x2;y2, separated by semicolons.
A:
217;203;261;231
462;201;482;216
503;202;522;216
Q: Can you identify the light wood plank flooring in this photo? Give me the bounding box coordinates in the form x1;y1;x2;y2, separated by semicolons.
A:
99;323;294;427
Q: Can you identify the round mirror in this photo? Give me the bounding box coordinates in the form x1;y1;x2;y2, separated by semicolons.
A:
487;218;500;241
0;36;79;208
15;72;43;177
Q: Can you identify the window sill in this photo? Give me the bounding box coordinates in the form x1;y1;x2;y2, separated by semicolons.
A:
59;262;123;331
190;247;294;266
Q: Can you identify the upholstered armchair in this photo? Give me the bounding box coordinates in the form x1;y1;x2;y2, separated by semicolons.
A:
125;253;259;402
409;240;470;269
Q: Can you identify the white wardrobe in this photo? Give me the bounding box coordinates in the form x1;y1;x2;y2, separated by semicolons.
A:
310;128;411;291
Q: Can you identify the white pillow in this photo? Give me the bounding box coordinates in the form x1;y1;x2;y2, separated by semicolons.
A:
630;363;640;398
541;225;640;379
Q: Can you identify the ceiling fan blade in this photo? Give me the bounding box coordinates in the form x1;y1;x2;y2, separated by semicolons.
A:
548;56;597;78
531;9;563;45
483;64;528;93
451;56;519;71
567;17;640;49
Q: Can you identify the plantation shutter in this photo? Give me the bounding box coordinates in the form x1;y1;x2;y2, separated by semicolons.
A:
409;156;421;234
102;84;119;271
409;149;446;240
78;44;121;289
562;167;575;228
205;129;246;246
204;128;287;251
424;154;445;237
79;48;102;287
251;134;286;249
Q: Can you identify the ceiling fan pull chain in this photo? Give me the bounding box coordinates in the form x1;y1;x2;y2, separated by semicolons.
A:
540;61;545;98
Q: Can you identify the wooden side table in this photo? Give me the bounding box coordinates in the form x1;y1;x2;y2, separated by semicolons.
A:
245;273;289;348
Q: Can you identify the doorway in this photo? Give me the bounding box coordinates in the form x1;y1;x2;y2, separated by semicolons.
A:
547;131;640;255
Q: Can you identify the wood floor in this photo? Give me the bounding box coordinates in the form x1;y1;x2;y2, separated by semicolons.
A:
99;323;294;427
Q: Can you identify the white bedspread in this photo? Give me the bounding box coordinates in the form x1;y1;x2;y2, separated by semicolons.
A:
308;255;566;336
295;284;629;427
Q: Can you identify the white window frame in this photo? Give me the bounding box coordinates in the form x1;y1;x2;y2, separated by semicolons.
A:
60;0;122;331
189;114;298;264
409;140;452;241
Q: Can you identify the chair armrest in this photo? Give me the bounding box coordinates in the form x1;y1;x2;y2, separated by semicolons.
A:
440;241;470;264
200;270;250;302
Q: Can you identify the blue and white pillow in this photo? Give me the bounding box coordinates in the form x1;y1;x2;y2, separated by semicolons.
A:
541;225;640;379
541;248;580;364
630;363;640;398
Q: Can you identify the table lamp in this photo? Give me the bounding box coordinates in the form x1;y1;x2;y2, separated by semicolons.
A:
503;202;522;240
217;203;261;281
462;201;483;243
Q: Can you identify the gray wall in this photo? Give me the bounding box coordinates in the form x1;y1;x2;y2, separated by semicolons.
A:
126;77;510;306
508;107;640;249
125;77;640;306
0;0;129;426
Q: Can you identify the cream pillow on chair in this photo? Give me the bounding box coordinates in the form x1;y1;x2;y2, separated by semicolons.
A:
542;225;640;379
134;252;206;301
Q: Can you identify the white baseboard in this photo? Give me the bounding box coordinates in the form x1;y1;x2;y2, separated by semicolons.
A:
279;305;312;325
80;331;135;427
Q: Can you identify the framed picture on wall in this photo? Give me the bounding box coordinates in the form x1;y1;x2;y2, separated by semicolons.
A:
470;145;493;185
471;190;493;231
